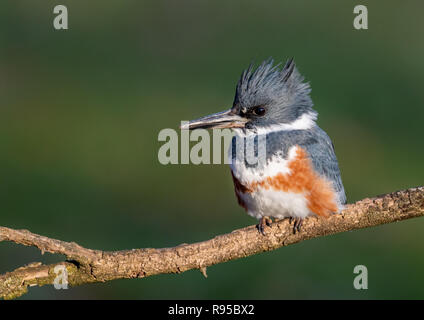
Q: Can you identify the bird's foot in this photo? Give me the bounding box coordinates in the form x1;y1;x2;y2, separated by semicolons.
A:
257;216;272;236
289;217;303;234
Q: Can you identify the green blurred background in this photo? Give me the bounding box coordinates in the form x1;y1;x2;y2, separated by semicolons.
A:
1;0;423;299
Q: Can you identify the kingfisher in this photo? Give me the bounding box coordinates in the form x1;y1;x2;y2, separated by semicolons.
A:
181;58;346;234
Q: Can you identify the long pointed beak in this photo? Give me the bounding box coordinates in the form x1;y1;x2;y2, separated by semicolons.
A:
180;109;248;130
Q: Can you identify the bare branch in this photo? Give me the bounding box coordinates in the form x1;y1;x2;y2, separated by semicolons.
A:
1;186;423;299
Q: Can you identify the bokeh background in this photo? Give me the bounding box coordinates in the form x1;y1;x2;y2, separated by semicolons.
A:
1;0;424;299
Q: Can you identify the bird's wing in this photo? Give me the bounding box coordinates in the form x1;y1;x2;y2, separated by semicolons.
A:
301;128;347;205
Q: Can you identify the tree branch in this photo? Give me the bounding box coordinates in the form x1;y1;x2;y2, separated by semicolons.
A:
1;186;424;299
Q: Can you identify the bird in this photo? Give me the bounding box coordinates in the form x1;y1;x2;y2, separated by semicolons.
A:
181;58;346;234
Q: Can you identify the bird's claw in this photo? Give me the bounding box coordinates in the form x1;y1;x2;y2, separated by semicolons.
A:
289;217;303;234
257;216;273;235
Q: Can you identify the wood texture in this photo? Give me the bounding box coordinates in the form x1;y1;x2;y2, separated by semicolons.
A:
1;186;423;299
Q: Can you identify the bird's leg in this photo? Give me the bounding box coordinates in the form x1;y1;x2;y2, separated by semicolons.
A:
290;217;303;234
257;216;273;235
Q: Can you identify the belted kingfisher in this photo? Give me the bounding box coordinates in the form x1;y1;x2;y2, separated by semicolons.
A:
181;58;346;234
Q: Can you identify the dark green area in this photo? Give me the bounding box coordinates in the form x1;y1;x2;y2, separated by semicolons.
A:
0;0;423;299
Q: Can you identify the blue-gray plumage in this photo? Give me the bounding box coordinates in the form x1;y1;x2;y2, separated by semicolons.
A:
182;57;346;234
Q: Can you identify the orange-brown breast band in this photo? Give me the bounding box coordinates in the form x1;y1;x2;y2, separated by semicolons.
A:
230;146;338;217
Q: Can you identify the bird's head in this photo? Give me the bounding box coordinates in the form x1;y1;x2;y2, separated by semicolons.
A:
181;58;317;133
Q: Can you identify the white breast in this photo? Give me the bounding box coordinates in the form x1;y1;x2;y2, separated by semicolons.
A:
229;144;299;185
237;187;311;220
230;144;313;220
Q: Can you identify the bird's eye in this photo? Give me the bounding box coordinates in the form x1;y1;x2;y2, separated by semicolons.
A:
252;106;266;116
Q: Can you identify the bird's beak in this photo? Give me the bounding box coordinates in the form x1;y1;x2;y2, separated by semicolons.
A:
180;109;248;130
